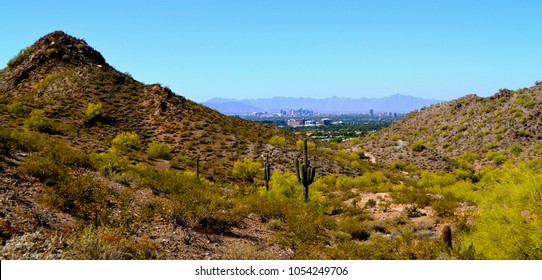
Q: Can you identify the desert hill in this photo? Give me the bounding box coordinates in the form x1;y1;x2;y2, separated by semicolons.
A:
1;31;356;179
357;83;542;171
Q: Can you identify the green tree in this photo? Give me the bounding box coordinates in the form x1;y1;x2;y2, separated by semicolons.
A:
85;102;104;123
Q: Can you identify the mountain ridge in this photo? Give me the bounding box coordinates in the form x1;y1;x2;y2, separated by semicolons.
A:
203;94;442;114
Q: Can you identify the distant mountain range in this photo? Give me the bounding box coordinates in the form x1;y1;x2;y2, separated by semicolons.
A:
203;94;442;114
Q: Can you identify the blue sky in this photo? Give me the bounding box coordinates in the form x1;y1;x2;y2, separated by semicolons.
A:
1;0;541;102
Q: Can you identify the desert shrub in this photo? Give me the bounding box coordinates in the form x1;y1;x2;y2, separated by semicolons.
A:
417;170;456;189
275;203;332;259
460;152;479;164
391;188;432;207
146;141;173;160
232;158;262;184
366;198;377;208
509;144;523;156
7;46;33;67
24;110;56;133
461;161;542;259
66;226;158;259
7;101;29;116
9;130;48;152
0;127;15;156
268;135;286;146
33;73;63;91
167;174;239;243
337;218;371;241
169;153;195;169
43;173;111;224
410;140;426;151
517;129;529;137
20;138;91;184
485;151;507;165
390;161;407;170
266;219;284;231
90;148;130;176
85;102;104;123
486;142;498;150
112;131;141;152
431;196;458;218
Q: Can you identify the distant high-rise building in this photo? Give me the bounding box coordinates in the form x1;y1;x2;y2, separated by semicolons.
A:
369;109;374;115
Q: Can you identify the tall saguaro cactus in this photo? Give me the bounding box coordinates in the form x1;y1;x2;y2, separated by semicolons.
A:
296;138;316;202
263;153;271;191
196;158;200;180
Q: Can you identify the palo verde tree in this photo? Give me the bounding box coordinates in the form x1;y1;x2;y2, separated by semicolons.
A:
296;138;316;202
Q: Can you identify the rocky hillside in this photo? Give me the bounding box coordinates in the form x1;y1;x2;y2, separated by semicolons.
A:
0;31;356;179
358;83;542;171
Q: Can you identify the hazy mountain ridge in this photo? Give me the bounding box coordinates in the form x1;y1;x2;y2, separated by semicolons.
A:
204;94;442;114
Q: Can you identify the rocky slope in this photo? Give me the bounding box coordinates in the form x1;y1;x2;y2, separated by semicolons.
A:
358;83;542;170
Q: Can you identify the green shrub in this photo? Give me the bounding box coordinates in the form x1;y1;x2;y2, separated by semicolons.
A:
7;101;29;116
390;161;407;170
486;142;498;150
43;173;111;224
410;140;426;152
170;154;195;169
33;73;63;91
7;46;33;67
24;110;55;133
112;131;141;152
9;130;48;152
460;152;479;164
509;144;523;156
90;148;130;176
0;127;14;156
146;141;173;160
20;153;67;185
485;151;507;165
517;129;529;137
431;196;458;218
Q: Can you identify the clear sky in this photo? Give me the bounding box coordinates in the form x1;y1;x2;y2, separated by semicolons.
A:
1;0;541;102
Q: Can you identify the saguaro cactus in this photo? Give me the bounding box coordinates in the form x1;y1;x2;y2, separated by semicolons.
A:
263;153;271;191
296;138;316;202
196;158;200;180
